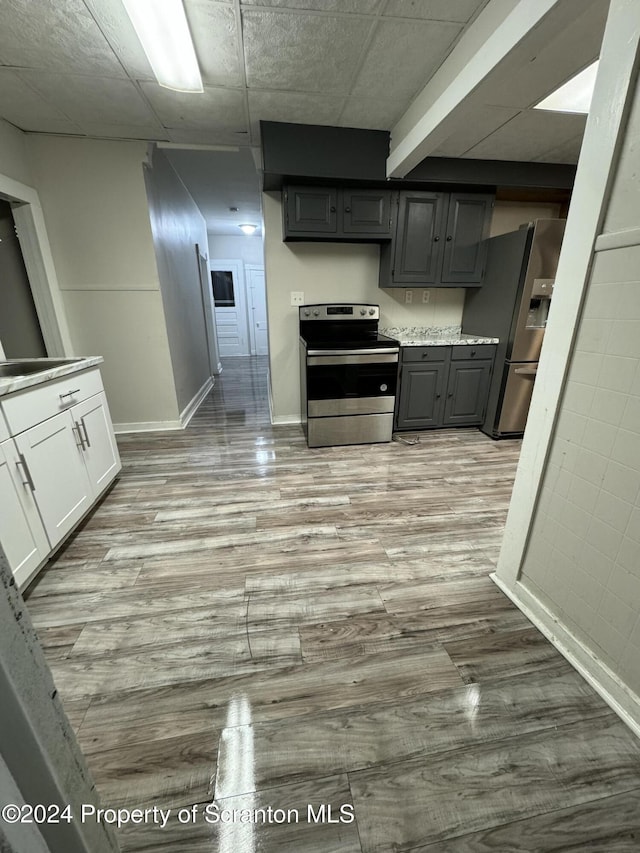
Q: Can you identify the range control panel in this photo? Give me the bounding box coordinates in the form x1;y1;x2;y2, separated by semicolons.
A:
300;304;379;321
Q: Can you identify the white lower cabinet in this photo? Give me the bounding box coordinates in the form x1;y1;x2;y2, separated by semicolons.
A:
0;368;121;588
0;439;50;581
14;411;93;550
71;391;120;494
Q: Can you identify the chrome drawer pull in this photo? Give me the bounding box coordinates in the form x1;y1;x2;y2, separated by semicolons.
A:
80;417;91;447
73;422;87;450
59;388;81;400
16;454;36;491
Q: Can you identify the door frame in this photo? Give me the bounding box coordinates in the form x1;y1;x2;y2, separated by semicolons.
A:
245;263;267;356
209;258;250;357
195;244;221;375
0;173;72;357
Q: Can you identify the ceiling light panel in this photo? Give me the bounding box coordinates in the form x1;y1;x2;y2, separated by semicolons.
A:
122;0;203;92
534;60;599;114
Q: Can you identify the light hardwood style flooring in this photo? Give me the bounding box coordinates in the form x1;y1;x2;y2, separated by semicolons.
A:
25;357;640;852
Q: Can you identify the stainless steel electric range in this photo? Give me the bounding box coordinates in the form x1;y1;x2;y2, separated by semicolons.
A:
299;303;400;448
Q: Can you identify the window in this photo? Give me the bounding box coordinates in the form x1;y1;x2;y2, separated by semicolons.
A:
211;270;235;307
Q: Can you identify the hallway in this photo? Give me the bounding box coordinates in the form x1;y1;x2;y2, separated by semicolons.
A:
24;357;640;852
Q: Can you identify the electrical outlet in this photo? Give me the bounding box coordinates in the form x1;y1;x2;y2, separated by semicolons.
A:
422;290;430;303
290;291;305;306
405;290;413;304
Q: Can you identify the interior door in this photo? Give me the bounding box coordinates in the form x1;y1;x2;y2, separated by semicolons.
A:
195;244;220;375
209;259;250;357
246;265;268;356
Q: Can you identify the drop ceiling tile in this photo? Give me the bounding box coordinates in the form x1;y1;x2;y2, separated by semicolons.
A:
533;133;585;165
430;105;521;157
248;90;345;139
17;72;158;126
0;0;124;76
352;18;462;100
166;128;249;146
80;124;170;142
463;110;587;162
243;10;373;93
142;84;247;137
0;69;74;130
339;96;404;129
184;1;244;87
82;0;154;80
241;0;383;11
383;0;486;22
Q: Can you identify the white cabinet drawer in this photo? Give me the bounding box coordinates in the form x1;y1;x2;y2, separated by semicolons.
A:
2;368;104;436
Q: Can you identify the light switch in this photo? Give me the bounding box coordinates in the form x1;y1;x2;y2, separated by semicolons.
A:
291;291;305;306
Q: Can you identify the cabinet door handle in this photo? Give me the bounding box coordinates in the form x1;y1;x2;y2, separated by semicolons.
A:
330;206;336;212
60;388;80;400
446;235;452;242
80;417;91;448
436;393;441;398
471;350;476;356
448;391;453;397
73;421;87;451
344;206;351;213
434;236;440;242
16;454;36;492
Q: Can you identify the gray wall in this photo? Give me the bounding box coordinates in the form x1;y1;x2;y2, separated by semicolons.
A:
144;147;212;415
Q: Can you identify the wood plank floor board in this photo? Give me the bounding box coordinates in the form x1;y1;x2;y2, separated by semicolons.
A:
22;357;637;853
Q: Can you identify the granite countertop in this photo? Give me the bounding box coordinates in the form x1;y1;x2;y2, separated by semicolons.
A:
381;325;499;347
0;357;104;397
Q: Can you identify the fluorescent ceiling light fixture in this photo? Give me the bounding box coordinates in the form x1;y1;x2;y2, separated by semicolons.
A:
122;0;203;93
534;60;599;114
239;224;258;235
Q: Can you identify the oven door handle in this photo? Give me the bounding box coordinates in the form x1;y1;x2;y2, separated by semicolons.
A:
307;352;399;365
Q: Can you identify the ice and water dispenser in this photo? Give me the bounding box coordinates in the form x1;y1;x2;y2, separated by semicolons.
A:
526;278;554;329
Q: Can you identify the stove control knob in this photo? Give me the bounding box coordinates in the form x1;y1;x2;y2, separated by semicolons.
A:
368;308;375;315
360;308;366;315
303;309;310;317
313;309;320;316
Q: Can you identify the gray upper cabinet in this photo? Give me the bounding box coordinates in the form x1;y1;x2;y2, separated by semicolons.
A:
285;186;338;235
380;191;494;288
283;185;392;241
392;192;445;284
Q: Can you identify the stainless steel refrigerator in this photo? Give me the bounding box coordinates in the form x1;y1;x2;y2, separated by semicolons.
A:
462;218;566;438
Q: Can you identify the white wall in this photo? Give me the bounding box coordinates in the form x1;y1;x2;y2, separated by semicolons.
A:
208;234;264;266
0;119;34;188
25;136;179;429
496;0;640;733
263;191;465;421
490;200;562;237
144;147;212;415
517;80;640;699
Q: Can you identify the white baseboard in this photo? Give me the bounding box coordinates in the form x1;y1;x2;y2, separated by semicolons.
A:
180;376;214;428
113;420;182;434
271;415;302;425
114;377;215;434
491;572;640;739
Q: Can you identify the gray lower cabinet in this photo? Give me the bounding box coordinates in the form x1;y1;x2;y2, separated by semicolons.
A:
396;345;495;430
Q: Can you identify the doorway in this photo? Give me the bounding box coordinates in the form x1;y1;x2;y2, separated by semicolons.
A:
0;200;47;358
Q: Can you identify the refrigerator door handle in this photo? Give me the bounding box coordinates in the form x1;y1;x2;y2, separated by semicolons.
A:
514;366;537;376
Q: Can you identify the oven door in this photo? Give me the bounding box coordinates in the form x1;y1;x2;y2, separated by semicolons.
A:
306;351;398;416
